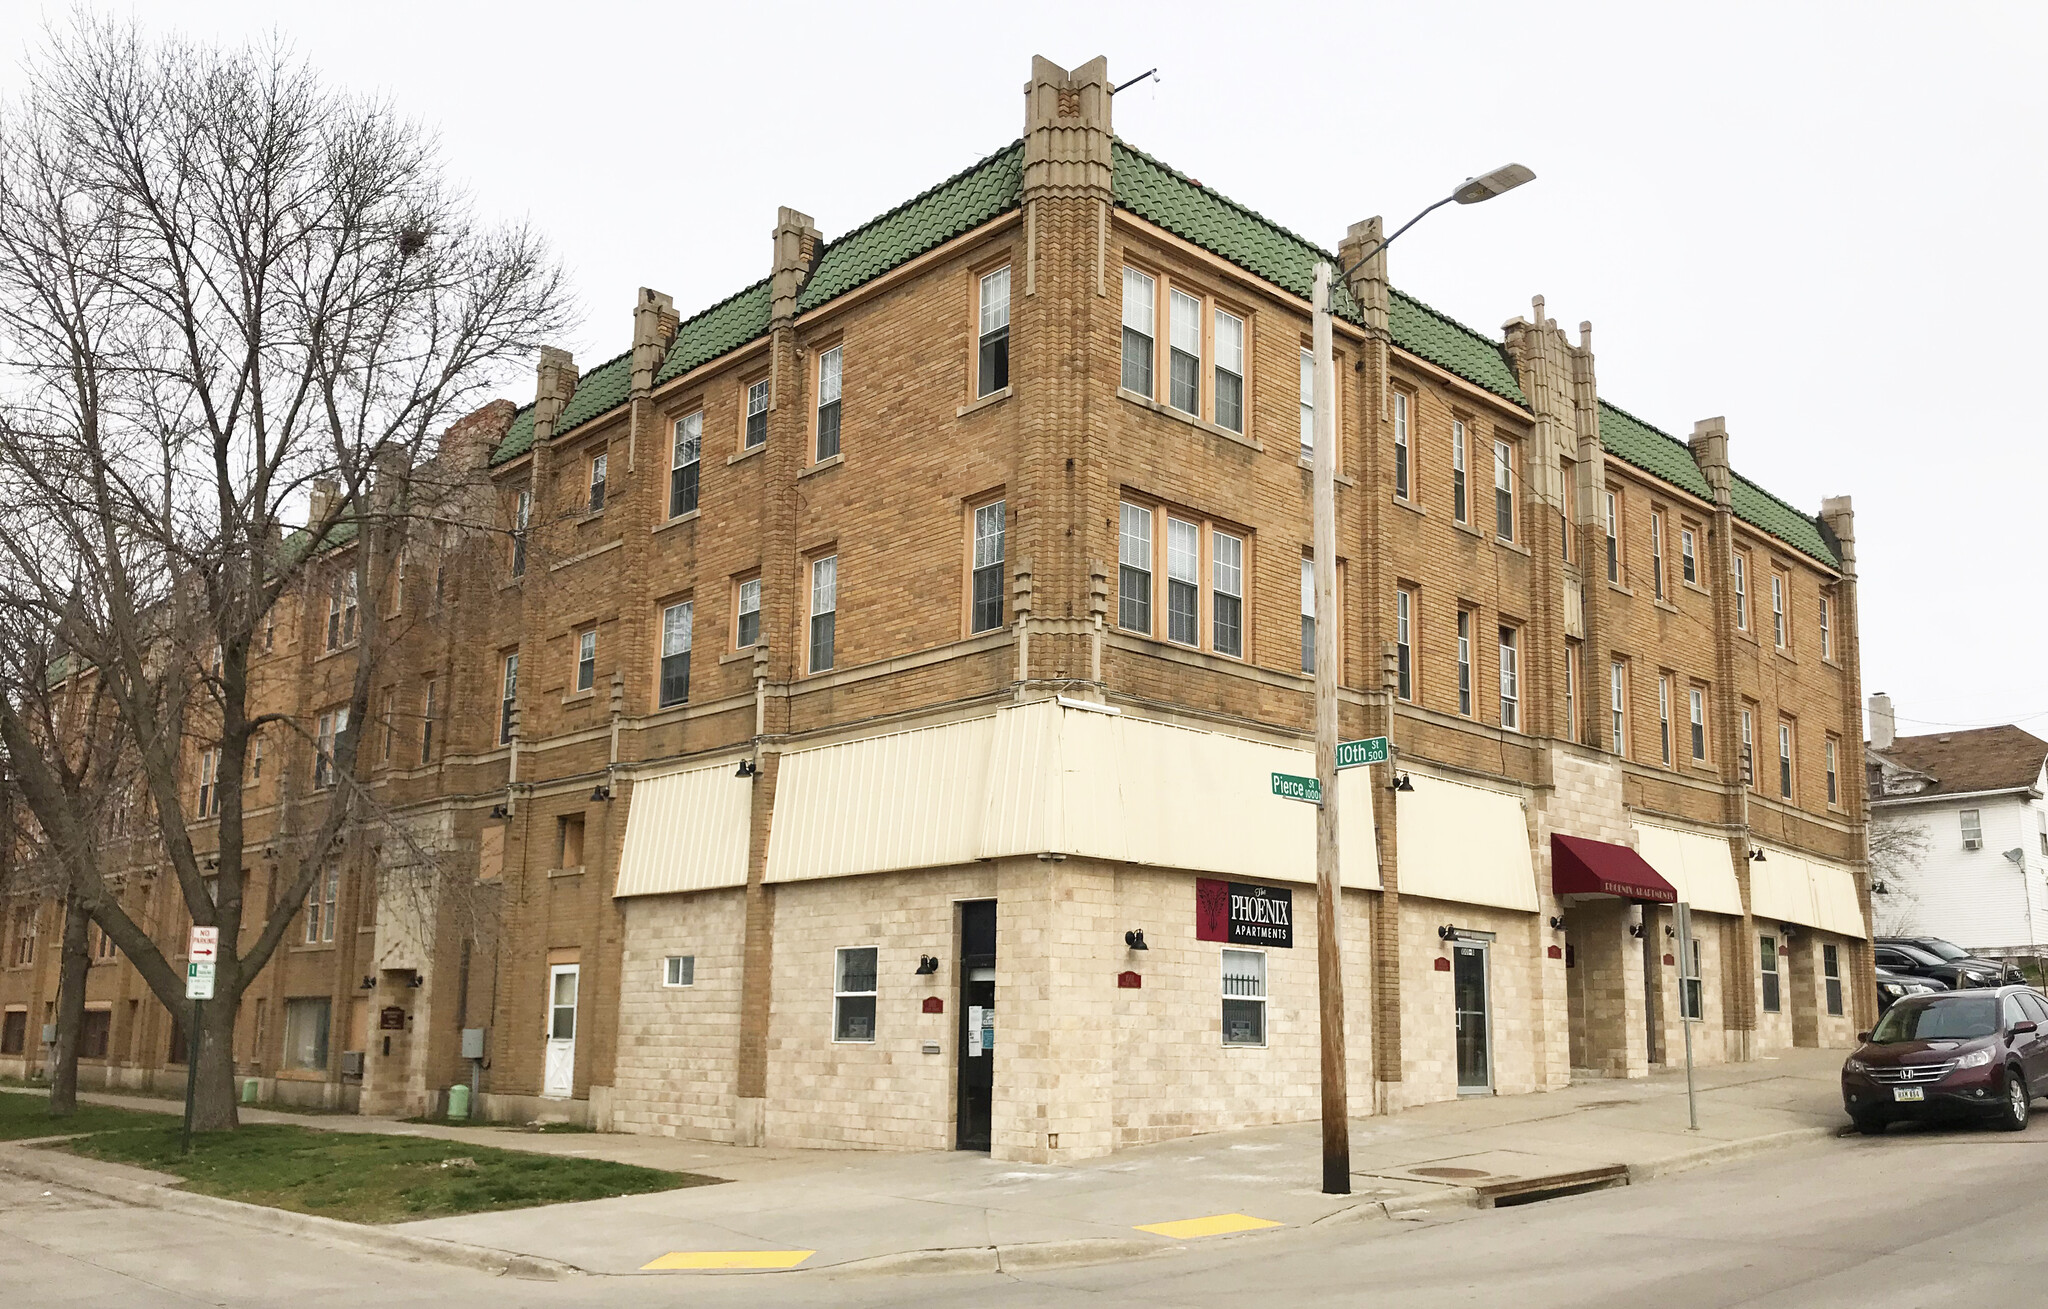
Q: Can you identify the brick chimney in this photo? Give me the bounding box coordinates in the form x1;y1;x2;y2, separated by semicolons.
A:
631;288;679;397
770;208;822;329
1868;692;1896;751
443;398;518;470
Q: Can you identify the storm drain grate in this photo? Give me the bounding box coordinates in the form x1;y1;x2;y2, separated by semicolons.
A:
1476;1164;1630;1208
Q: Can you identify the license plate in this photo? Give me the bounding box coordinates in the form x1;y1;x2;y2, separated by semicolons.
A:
1893;1087;1925;1102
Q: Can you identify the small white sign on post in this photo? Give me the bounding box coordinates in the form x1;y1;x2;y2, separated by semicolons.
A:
188;926;219;962
186;960;216;1001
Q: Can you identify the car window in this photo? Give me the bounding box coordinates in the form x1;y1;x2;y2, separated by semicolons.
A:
2022;994;2048;1025
1895;944;1944;967
2005;996;2028;1030
1920;940;1971;962
1869;997;2000;1042
1874;949;1908;967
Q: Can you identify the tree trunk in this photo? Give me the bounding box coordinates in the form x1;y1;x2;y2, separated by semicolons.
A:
188;994;242;1132
47;895;91;1118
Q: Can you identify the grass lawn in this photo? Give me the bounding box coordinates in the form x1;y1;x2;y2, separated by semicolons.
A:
0;1089;176;1140
66;1122;719;1223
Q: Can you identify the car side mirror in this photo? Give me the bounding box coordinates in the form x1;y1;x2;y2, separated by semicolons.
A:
2014;1021;2038;1036
1856;1031;1871;1043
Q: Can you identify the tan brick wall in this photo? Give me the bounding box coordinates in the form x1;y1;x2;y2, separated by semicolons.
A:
613;888;747;1140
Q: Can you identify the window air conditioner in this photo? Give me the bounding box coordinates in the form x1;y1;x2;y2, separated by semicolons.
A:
1964;838;1983;851
340;1050;366;1078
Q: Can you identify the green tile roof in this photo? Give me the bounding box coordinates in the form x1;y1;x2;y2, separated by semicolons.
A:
799;143;1025;311
1388;290;1526;406
1732;472;1838;568
653;280;772;387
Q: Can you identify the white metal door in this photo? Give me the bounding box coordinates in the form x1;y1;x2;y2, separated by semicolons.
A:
544;964;578;1098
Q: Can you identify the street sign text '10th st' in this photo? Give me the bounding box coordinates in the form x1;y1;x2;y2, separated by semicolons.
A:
1336;737;1389;769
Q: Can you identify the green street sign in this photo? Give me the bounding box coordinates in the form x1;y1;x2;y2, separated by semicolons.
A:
1336;737;1389;769
1271;772;1322;804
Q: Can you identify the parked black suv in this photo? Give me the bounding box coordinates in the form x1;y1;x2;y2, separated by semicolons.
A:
1874;937;2020;989
1876;965;1948;1013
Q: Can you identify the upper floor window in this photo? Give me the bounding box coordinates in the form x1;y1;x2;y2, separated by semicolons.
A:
1961;808;1983;847
1689;686;1707;761
1118;499;1248;661
304;866;339;946
587;450;607;513
1166;517;1200;645
1649;511;1665;599
1213;308;1244;434
1457;611;1474;716
1604;492;1620;583
1771;571;1787;648
745;378;769;449
1559;458;1576;563
1121;267;1155;397
1742;706;1756;791
575;628;596;693
390;549;407;617
971;500;1006;634
1680;525;1698;585
1300;557;1317;674
1498;626;1520;730
977;267;1010;398
326;571;358;651
1732;552;1749;630
1563;641;1578;742
1451;419;1469;523
1658;675;1672;765
1778;720;1794;798
197;747;221;818
1819;592;1833;660
815;345;842;461
1393;392;1411;500
1212;530;1244;658
1118;501;1152;634
511;489;531;577
1494;440;1515;540
1610;659;1627;753
1395;586;1415;700
669;413;701;518
1168;288;1202;416
1825;735;1840;806
1297;348;1315;461
736;577;762;648
420;679;437;764
659;601;692;708
499;653;518;745
809;555;837;674
314;708;348;789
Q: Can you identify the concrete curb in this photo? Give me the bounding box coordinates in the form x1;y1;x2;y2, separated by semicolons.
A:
0;1142;581;1281
1625;1126;1840;1182
828;1236;1165;1277
1313;1187;1482;1227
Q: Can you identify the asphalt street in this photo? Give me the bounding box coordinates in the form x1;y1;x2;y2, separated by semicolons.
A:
3;1123;2042;1307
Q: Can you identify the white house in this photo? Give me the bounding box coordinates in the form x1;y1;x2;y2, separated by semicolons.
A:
1865;694;2048;957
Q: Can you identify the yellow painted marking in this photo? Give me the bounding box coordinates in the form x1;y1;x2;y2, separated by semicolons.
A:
1135;1213;1285;1240
640;1250;816;1270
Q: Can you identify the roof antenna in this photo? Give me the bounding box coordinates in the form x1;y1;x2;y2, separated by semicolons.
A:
1110;68;1160;95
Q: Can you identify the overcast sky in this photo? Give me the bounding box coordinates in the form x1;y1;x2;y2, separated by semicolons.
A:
6;2;2041;741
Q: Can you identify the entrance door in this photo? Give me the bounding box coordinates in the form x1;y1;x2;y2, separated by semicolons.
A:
544;964;578;1098
1453;944;1492;1094
956;900;996;1150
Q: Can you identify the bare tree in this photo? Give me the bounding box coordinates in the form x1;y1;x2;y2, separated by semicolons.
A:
0;17;566;1130
1868;816;1931;938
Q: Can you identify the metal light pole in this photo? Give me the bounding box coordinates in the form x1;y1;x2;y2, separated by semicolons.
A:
1309;163;1534;1196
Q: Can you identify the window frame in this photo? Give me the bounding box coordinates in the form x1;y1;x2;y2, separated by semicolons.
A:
1118;500;1152;635
1819;592;1833;660
1220;947;1268;1048
1395;585;1416;701
283;996;331;1070
1742;706;1756;791
1689;684;1707;763
1115;497;1252;662
1212;529;1246;659
1649;509;1665;599
1298;347;1315;462
1493;438;1516;541
1770;569;1787;649
1499;625;1520;731
1451;418;1469;523
1759;934;1781;1014
1457;610;1474;717
662;955;696;988
1680;524;1698;586
735;575;762;650
1658;674;1672;766
1778;719;1795;799
968;497;1007;636
511;489;531;577
420;678;437;764
976;265;1010;399
1825;735;1840;807
1732;551;1749;630
575;627;597;694
1610;658;1628;754
1167;287;1203;417
313;707;348;790
1961;808;1983;846
303;865;339;946
658;598;693;708
587;447;607;513
198;746;220;818
1604;490;1620;584
808;552;837;675
500;652;518;746
668;410;702;519
1213;305;1245;434
1120;265;1156;400
1563;640;1579;743
1393;390;1412;501
814;342;843;462
832;945;878;1043
743;375;770;450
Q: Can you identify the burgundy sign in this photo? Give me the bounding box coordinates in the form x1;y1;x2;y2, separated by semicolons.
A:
1116;971;1142;989
1196;878;1294;948
922;996;944;1014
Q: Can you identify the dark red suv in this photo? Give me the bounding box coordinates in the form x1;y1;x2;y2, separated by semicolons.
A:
1841;986;2048;1134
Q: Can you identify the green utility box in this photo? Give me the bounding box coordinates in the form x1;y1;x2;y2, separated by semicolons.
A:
446;1083;471;1121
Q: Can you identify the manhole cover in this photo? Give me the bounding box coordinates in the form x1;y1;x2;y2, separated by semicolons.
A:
1410;1166;1490;1179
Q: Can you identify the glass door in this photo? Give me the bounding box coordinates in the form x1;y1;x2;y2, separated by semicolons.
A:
1453;944;1492;1094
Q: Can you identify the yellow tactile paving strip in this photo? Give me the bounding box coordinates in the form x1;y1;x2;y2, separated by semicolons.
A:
641;1250;816;1270
1134;1213;1285;1239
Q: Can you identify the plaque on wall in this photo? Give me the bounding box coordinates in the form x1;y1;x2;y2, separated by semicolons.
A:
1195;878;1293;948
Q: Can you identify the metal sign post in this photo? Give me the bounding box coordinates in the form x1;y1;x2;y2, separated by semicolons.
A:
182;927;218;1154
1674;903;1698;1131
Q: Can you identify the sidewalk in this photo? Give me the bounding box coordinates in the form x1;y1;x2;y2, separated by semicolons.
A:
6;1049;1849;1275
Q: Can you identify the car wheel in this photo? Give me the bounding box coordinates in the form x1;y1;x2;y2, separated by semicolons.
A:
1998;1069;2031;1132
1852;1113;1887;1136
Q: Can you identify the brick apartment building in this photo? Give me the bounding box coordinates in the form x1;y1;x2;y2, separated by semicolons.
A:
0;56;1872;1159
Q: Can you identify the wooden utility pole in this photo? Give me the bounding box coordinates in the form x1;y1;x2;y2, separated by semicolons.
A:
1311;262;1349;1195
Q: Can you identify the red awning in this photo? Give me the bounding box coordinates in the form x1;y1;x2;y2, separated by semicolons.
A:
1552;834;1677;903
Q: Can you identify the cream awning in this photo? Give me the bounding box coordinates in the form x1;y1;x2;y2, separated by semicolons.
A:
1632;822;1745;917
1753;844;1867;939
1394;776;1537;913
614;762;753;897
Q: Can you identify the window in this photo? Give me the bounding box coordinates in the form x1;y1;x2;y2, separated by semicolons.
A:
1759;935;1781;1013
557;813;585;870
1457;611;1474;716
1212;531;1244;658
1395;587;1415;700
745;378;769;448
1742;707;1755;790
1604;491;1621;583
79;1008;110;1059
1559;458;1575;562
1166;517;1200;645
1610;659;1628;753
977;267;1009;398
2039;811;2046;857
1779;721;1794;799
1563;642;1579;742
1680;936;1705;1021
512;489;531;577
91;919;117;961
1961;809;1983;847
250;730;263;783
736;577;761;648
500;653;518;745
283;997;331;1071
11;910;35;967
971;500;1006;634
663;956;696;988
550;969;577;1040
303;865;338;945
390;548;407;617
669;412;701;518
1118;501;1152;633
587;450;607;512
809;554;836;674
1732;552;1748;630
1494;440;1515;540
815;344;842;461
1824;944;1843;1017
1221;948;1267;1046
420;679;437;764
313;708;347;790
376;693;395;763
1658;676;1672;765
1168;288;1201;415
1826;736;1840;805
1300;558;1317;674
197;747;220;818
1121;267;1155;396
659;601;692;707
1213;308;1244;433
1819;593;1833;660
1690;686;1707;762
1771;571;1786;648
1650;511;1665;599
326;571;358;651
1393;391;1411;500
575;628;596;693
833;946;878;1042
1451;419;1468;523
1680;526;1697;585
1499;626;1520;730
1297;348;1315;461
0;1010;23;1053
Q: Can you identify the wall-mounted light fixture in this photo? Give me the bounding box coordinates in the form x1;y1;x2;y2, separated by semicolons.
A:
407;974;424;989
1628;922;1646;939
1778;922;1798;940
914;955;940;976
1749;848;1767;862
1547;916;1566;931
359;976;376;990
1124;929;1148;951
735;759;758;779
1871;879;1890;895
590;784;611;802
489;804;509;819
1387;773;1415;793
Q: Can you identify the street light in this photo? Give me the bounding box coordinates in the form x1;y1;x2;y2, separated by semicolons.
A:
1310;164;1534;1198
